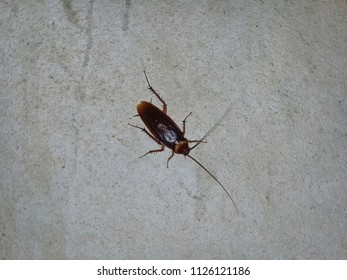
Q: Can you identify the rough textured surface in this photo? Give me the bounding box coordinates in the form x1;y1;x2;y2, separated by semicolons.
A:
1;0;346;259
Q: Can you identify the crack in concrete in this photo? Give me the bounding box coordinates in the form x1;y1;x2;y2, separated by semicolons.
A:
82;0;94;71
61;0;80;27
122;0;131;31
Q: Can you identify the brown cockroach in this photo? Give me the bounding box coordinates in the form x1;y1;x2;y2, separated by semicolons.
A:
129;71;238;213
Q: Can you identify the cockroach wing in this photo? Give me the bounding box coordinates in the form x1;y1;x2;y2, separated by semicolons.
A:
137;101;185;149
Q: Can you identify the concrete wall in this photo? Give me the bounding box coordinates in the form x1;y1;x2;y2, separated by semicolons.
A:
1;0;346;259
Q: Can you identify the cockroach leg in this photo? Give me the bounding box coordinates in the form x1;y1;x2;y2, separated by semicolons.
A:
166;150;175;168
143;70;167;114
140;144;165;159
181;112;206;144
182;112;192;135
128;123;161;145
128;123;166;159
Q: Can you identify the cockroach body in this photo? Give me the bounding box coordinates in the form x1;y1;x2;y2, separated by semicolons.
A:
137;100;191;160
129;71;239;214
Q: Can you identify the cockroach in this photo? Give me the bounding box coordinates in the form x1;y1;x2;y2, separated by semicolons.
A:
129;71;239;213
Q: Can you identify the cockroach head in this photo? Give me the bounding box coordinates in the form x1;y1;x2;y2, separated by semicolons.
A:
174;140;190;155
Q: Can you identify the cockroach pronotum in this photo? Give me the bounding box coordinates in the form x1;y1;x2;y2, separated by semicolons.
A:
129;71;239;214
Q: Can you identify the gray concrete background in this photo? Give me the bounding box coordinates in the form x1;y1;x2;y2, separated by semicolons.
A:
1;0;346;259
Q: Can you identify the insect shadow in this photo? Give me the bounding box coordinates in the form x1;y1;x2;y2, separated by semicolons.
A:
129;71;238;214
